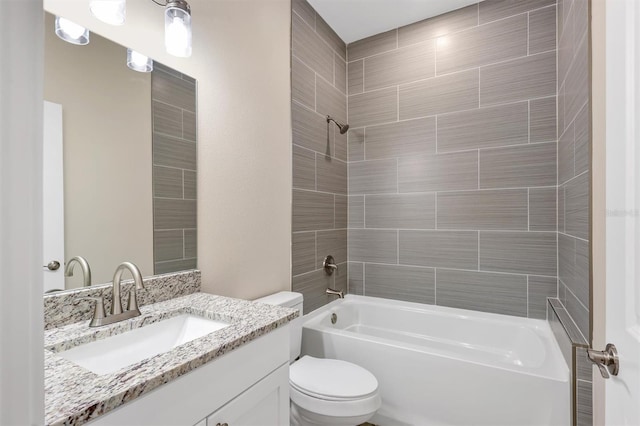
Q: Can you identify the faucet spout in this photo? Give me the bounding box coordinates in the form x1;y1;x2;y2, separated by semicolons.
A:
326;288;344;299
111;262;145;315
64;256;92;287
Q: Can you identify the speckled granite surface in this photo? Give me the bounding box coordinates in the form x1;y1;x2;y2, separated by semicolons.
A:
44;292;297;426
44;270;201;329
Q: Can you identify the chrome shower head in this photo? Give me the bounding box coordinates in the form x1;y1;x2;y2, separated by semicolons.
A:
327;116;350;134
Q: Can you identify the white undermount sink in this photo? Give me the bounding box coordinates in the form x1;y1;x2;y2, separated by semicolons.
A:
57;314;230;375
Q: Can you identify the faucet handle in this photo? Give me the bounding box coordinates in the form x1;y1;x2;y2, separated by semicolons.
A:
76;297;107;325
126;287;143;313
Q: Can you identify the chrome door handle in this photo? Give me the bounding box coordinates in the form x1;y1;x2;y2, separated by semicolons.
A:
588;343;619;378
44;260;61;271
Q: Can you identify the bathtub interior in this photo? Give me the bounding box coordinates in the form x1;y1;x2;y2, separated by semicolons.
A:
302;295;569;381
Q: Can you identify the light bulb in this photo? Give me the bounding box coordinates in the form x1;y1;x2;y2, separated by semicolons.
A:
165;1;192;58
55;16;90;45
90;0;126;26
127;48;153;73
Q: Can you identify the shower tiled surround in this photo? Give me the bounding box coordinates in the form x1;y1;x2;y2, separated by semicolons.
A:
151;63;198;275
346;0;558;319
291;0;348;313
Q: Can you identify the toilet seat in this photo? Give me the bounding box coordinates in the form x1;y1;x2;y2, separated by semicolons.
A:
289;356;381;418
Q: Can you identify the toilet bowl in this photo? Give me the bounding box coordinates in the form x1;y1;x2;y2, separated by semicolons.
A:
254;292;381;426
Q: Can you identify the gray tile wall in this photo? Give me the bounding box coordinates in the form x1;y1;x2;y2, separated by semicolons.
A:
152;63;197;274
292;0;348;314
557;0;592;424
346;0;558;320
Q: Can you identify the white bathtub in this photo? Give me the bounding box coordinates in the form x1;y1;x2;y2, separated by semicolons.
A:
301;295;569;426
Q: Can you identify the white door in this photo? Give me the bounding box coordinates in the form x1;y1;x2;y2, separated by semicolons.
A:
605;0;640;424
43;101;65;292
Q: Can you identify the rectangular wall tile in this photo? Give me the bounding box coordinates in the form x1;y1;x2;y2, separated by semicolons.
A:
398;4;479;48
155;259;197;275
183;170;196;200
438;102;529;152
292;12;334;83
479;142;557;189
348;29;397;61
565;172;590;240
182;111;196;142
398;151;478;192
436;269;528;317
348;60;364;95
154;230;183;262
559;232;576;295
316;14;346;60
480;52;556;106
565;288;589;341
154;199;197;230
528;275;558;319
400;69;479;119
559;186;566;233
334;126;348;161
293;190;334;232
293;145;316;190
335;195;348;229
184;229;196;258
292;101;329;154
152;69;196;112
364;41;435;91
574;238;590;308
349;159;397;194
153;134;196;170
153;100;183;138
530;96;557;142
292;0;315;28
365;193;435;229
479;0;556;24
348;128;365;161
577;378;593;426
292;232;316;276
529;5;557;54
530;187;557;231
335;54;346;94
365;117;436;160
436;14;527;75
399;230;478;269
558;122;575;185
438;189;528;230
292;56;316;109
153;166;183;199
348;229;398;264
565;35;589;125
348;195;364;228
316;156;347;194
365;264;435;304
316;76;347;123
575;104;591;176
348;261;364;295
317;229;347;267
349;87;398;128
480;231;557;276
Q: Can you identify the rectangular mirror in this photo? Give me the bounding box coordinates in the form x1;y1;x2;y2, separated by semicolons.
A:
43;12;197;292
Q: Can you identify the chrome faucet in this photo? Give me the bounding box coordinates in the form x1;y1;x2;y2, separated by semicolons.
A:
80;262;145;327
64;256;92;287
326;288;344;299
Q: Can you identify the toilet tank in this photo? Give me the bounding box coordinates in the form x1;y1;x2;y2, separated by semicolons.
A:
254;291;303;362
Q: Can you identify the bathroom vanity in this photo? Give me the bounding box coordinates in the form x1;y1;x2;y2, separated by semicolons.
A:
44;292;296;425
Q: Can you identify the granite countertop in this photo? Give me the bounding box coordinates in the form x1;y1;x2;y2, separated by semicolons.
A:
44;292;297;426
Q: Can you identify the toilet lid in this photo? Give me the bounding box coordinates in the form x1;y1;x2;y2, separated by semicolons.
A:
290;356;378;400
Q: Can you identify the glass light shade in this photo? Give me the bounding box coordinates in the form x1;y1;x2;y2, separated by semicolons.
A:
55;16;90;45
90;0;126;26
126;49;153;73
165;1;192;58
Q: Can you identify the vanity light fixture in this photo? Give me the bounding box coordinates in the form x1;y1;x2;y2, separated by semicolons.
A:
55;16;90;45
89;0;126;26
127;48;154;72
163;0;192;58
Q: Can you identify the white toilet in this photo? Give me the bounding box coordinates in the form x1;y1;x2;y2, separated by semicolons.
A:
255;291;381;426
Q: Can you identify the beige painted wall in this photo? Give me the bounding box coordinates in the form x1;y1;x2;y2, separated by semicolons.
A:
44;0;292;298
43;12;154;288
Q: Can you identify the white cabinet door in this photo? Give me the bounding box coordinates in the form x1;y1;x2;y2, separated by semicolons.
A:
207;364;289;426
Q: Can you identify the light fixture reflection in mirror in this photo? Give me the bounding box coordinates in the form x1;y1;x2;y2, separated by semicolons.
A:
55;16;90;45
127;48;153;72
165;0;192;58
90;0;126;26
